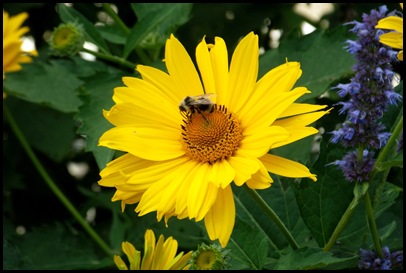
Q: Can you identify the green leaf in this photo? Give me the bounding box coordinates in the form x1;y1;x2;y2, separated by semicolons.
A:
234;177;314;254
275;247;357;270
3;61;83;113
259;27;355;101
292;140;354;247
374;182;401;219
5;97;77;162
75;71;127;170
227;217;269;270
8;222;114;270
56;3;111;54
375;192;403;249
123;3;193;58
351;182;369;209
379;152;403;170
3;239;33;270
97;24;128;45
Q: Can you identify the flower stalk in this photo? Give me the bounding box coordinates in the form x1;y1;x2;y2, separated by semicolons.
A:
364;190;383;258
4;104;115;257
242;184;299;250
80;47;137;70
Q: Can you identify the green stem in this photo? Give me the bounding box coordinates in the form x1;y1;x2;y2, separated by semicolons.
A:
101;3;152;65
324;115;403;252
370;115;403;181
102;3;130;34
364;191;383;258
371;111;403;212
80;47;136;70
4;105;115;257
323;194;358;252
242;184;299;250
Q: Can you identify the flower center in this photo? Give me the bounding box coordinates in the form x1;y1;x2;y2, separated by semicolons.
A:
196;250;217;269
181;105;243;164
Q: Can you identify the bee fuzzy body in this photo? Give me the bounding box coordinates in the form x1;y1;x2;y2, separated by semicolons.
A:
179;94;216;120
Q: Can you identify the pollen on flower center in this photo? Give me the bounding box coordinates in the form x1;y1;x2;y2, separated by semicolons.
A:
181;105;243;164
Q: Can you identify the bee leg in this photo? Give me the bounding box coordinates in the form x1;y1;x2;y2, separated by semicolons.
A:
196;109;210;124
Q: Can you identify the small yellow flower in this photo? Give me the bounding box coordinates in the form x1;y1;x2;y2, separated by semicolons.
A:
114;229;192;270
3;10;37;79
98;32;329;247
375;3;403;61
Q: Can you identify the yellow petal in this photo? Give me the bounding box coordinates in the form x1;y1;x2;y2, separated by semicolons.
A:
111;77;180;124
242;87;310;134
227;155;260;186
126;156;190;186
379;32;403;50
135;159;195;219
260;153;317;181
397;50;403;61
274;107;330;127
204;185;235;247
227;32;259;113
209;37;229;104
136;65;185;104
278;103;328;118
376;16;403;33
187;163;219;221
270;127;319;149
165;34;204;96
141;229;156;270
98;153;143;186
99;126;185;161
174;161;203;218
238;61;302;122
160;236;178;269
168;251;193;270
208;159;235;188
240;125;290;158
196;36;217;95
121;241;141;270
151;234;173;269
103;102;178;130
114;255;128;270
245;161;273;189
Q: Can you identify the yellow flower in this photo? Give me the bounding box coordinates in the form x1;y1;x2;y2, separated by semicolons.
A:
3;10;38;79
375;3;403;61
114;229;192;270
98;31;329;247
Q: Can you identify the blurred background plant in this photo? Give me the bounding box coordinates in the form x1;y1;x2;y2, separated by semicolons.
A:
3;3;402;270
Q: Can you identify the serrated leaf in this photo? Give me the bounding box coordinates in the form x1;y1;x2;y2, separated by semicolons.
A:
275;247;357;270
56;3;111;54
3;61;83;113
227;217;269;270
123;3;193;58
259;27;355;101
75;71;127;170
292;140;354;247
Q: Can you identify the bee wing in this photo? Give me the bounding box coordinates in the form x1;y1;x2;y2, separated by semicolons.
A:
204;93;217;99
